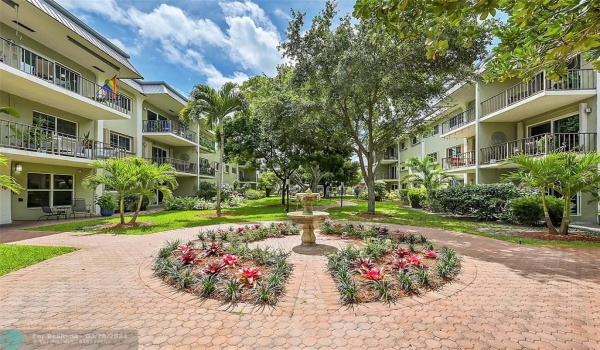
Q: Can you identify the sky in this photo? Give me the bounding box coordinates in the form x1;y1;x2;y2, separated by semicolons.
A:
55;0;357;96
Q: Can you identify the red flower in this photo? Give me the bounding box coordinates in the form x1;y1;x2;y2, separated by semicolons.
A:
177;245;197;265
393;247;410;257
391;258;410;270
423;249;439;259
237;266;263;285
352;258;375;270
406;253;423;267
203;262;225;275
237;227;245;233
222;254;240;266
254;224;261;229
361;267;384;281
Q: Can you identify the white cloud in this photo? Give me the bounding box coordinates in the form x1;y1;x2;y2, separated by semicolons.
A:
55;0;283;86
273;8;291;21
107;37;141;56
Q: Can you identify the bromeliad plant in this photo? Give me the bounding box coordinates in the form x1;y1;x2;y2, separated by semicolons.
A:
198;222;300;243
153;227;293;307
325;224;461;306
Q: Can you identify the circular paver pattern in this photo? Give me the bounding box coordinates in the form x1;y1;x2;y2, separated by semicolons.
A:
1;222;599;349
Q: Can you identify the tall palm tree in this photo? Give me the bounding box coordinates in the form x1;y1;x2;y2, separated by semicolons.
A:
127;158;178;224
180;82;246;217
83;158;140;224
401;156;453;195
0;107;20;118
505;152;600;235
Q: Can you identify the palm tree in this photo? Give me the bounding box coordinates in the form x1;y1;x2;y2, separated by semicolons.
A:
0;107;20;118
180;82;246;217
127;158;178;224
83;158;140;224
401;156;453;195
0;154;22;194
505;152;600;235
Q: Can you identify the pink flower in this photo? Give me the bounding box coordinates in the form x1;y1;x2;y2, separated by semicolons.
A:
361;267;384;281
406;253;422;267
423;249;439;259
222;254;240;266
238;267;263;285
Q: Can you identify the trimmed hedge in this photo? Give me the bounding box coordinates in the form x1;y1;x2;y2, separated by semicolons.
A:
503;195;564;226
431;184;520;221
408;188;426;208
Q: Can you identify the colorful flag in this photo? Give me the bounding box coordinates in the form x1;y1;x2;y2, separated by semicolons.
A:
102;75;117;97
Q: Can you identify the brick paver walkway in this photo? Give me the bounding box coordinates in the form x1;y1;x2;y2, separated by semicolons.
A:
1;222;599;349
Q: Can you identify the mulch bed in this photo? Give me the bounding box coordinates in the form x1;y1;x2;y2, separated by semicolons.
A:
519;231;600;242
354;213;391;219
98;222;153;230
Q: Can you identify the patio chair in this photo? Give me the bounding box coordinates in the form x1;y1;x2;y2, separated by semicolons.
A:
38;206;66;221
70;198;91;218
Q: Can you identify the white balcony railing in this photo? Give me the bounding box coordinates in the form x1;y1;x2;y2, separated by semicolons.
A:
442;151;476;170
441;107;476;134
0;36;132;114
142;120;196;143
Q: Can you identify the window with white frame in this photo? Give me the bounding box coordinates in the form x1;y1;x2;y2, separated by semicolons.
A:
33;111;77;137
547;189;581;216
411;136;420;145
432;124;439;135
109;132;133;152
427;152;438;162
225;165;230;173
27;173;73;208
447;145;462;158
391;184;398;190
400;141;406;150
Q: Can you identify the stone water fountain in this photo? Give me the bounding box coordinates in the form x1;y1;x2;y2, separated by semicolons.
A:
287;189;337;255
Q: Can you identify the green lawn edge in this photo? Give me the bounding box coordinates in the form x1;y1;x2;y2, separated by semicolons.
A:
29;198;600;247
0;244;77;277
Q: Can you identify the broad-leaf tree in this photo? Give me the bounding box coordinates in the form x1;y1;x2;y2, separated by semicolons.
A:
127;158;178;224
401;156;454;195
281;1;489;214
180;82;246;217
353;0;600;80
505;152;600;235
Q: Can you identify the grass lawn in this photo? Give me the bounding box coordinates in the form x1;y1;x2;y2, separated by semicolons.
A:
0;244;77;276
31;197;600;247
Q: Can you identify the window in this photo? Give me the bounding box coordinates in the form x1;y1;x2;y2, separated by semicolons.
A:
547;190;581;216
411;136;420;145
232;167;237;174
110;132;133;152
33;111;77;137
225;165;230;173
147;110;168;121
401;183;408;190
400;141;406;150
447;145;462;158
214;162;219;171
391;184;398;190
427;152;438;162
27;173;73;208
432;124;439;135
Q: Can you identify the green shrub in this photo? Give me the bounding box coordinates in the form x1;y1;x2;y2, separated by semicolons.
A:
358;191;368;200
385;190;400;201
194;198;215;210
164;196;197;211
95;192;117;210
432;183;520;220
124;194;149;212
398;189;409;204
244;189;265;200
504;195;564;226
407;188;426;208
374;181;387;201
197;182;217;200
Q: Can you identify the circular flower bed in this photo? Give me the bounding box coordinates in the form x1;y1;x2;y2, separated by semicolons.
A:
153;223;299;306
322;221;461;305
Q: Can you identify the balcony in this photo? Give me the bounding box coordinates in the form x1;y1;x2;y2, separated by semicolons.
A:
480;70;596;122
199;135;215;152
440;107;476;138
239;174;257;182
480;132;597;165
442;151;476;171
376;172;398;181
142;120;197;146
0;118;125;166
198;158;215;177
146;157;197;176
0;37;133;120
381;153;398;164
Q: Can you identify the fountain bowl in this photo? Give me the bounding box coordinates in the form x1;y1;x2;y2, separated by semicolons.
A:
287;210;330;245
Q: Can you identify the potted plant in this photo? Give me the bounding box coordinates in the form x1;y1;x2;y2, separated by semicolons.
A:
82;131;94;158
96;192;117;216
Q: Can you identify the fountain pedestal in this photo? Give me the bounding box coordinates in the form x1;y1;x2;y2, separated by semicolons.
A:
287;189;329;245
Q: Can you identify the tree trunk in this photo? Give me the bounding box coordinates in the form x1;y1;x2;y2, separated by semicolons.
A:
119;196;125;225
129;195;143;224
216;130;224;217
558;197;571;235
281;184;286;205
366;175;375;214
541;193;558;234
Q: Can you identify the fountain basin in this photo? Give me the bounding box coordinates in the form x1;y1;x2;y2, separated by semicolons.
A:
287;211;330;245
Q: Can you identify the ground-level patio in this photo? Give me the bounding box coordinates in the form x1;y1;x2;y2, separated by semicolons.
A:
0;222;598;349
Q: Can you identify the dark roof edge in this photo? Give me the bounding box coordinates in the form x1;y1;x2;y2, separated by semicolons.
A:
44;0;131;59
137;80;189;102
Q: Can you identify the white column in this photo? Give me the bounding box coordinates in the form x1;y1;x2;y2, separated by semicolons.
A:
596;72;600;222
135;98;144;156
474;80;481;184
197;124;201;192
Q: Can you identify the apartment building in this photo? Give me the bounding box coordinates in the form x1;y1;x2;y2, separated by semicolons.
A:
0;0;254;224
387;56;599;224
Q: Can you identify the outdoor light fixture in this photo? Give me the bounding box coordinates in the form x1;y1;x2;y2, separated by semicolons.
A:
15;163;22;172
585;107;592;114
